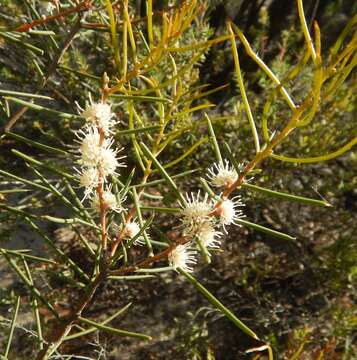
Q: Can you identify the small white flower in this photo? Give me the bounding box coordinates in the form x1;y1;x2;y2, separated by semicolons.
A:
100;146;119;175
77;167;99;199
74;95;125;206
207;159;241;188
125;220;140;238
168;243;197;273
77;127;103;167
76;128;124;175
82;101;116;133
215;196;245;232
197;222;222;249
112;219;145;245
180;191;213;232
91;188;122;212
100;145;126;176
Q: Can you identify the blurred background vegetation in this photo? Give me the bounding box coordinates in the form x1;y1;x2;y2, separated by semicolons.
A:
0;0;356;359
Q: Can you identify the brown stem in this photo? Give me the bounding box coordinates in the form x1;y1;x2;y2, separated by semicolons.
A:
109;207;136;257
110;235;187;276
36;270;107;360
15;0;92;32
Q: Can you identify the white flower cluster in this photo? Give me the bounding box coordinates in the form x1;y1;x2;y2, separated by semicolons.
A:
124;219;148;246
206;159;241;187
76;97;125;211
168;243;197;273
112;219;146;245
169;159;245;272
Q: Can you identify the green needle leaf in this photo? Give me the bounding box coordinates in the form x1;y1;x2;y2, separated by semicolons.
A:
242;183;331;207
132;187;153;256
4;296;21;359
0;169;49;192
179;269;259;340
1;251;59;320
205;113;223;164
116;125;160;136
0;31;44;54
132;169;200;189
65;303;132;340
5;97;80;119
6;132;68;155
11;149;74;179
78;316;152;341
110;94;171;103
25;219;90;282
228;22;260;153
22;259;43;349
0;248;56;264
163;137;208;169
0;89;52;99
140;206;180;213
109;275;156;280
237;219;296;241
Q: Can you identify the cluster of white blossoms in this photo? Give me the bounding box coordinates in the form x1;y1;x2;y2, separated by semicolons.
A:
111;219;146;245
206;159;241;188
75;97;125;211
123;219;148;245
74;101;244;272
168;243;197;273
169;159;245;272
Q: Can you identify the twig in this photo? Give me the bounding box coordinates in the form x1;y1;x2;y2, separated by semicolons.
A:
36;271;106;360
14;0;92;33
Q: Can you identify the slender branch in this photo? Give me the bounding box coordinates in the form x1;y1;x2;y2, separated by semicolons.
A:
36;270;106;360
110;207;136;257
15;0;92;33
297;0;317;63
227;22;260;154
230;22;297;111
221;105;305;200
110;237;185;276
